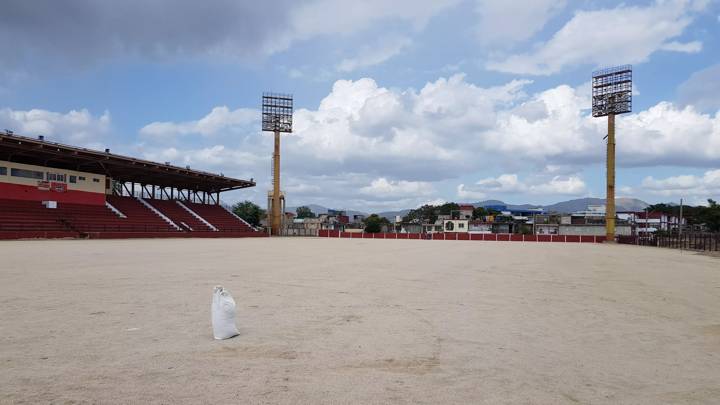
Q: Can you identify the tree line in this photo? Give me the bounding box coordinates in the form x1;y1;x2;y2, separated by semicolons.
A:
646;199;720;232
402;202;500;223
229;202;318;227
230;199;720;234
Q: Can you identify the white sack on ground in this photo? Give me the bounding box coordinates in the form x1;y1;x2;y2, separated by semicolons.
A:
211;285;239;340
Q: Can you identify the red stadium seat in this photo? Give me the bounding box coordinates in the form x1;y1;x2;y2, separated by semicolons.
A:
183;202;255;232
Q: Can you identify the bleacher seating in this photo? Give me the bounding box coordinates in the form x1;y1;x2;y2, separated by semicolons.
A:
0;199;68;232
146;199;212;231
105;196;177;232
184;202;255;232
0;197;261;239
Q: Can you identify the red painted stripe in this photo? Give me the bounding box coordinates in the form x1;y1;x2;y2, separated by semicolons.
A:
0;182;105;205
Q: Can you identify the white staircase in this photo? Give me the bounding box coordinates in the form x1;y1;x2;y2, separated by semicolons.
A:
105;201;126;218
135;196;181;231
176;200;218;231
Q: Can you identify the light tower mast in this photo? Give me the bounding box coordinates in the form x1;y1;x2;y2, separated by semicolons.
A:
592;65;632;242
262;93;293;236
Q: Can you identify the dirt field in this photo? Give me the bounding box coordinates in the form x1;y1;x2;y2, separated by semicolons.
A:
1;238;719;404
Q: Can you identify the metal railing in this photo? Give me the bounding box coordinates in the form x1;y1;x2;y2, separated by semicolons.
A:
281;228;319;237
618;233;720;252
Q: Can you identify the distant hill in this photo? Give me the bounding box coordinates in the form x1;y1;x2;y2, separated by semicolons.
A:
290;197;650;221
472;200;539;211
286;204;366;218
542;198;648;213
377;208;411;221
472;198;648;213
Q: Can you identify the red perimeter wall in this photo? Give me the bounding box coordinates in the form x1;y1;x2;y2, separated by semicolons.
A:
317;230;604;243
0;182;105;205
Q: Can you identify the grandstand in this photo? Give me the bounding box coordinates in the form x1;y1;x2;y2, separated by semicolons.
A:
0;132;265;239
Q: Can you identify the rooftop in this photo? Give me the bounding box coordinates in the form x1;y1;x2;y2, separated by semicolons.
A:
0;132;254;193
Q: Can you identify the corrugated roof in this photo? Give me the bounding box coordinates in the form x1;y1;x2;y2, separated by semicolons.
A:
0;132;254;192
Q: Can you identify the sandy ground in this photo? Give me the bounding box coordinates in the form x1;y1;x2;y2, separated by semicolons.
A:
1;238;719;404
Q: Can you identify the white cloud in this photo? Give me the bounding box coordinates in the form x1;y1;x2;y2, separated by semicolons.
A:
474;0;566;45
291;74;532;180
285;182;322;194
639;170;720;198
421;198;447;207
276;174;440;212
459;173;587;199
142;145;264;173
659;40;703;53
487;0;706;75
457;184;487;200
140;106;256;138
141;74;720;188
530;176;587;195
617;102;720;167
1;0;458;71
135;73;720;210
678;63;720;112
0;107;110;145
485;85;720;168
476;174;526;193
360;177;434;198
337;36;412;72
285;0;459;46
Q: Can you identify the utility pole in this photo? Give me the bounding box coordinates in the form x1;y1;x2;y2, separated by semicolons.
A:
679;198;684;251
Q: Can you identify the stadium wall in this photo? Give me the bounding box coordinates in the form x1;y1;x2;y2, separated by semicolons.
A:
0;160;106;205
317;230;606;243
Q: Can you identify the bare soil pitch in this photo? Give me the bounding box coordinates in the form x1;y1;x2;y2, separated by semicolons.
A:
1;238;719;404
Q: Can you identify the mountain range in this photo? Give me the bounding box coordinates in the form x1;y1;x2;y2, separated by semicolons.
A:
288;198;650;220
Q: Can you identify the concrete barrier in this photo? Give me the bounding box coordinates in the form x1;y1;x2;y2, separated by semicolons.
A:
318;231;605;243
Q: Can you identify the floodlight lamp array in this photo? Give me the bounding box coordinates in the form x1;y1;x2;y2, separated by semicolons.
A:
262;93;293;133
592;65;632;117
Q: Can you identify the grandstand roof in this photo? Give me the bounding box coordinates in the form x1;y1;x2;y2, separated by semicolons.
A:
0;132;255;192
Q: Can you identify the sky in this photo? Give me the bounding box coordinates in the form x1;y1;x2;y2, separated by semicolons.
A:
1;0;719;212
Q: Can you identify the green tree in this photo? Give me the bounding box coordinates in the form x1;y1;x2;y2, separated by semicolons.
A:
647;203;674;214
486;208;502;216
364;214;390;233
645;200;720;231
296;206;316;219
472;206;488;220
697;199;720;232
232;200;265;227
403;204;438;224
437;202;460;216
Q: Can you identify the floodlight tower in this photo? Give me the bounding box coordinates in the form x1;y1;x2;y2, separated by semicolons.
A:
592;65;632;242
262;93;294;236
